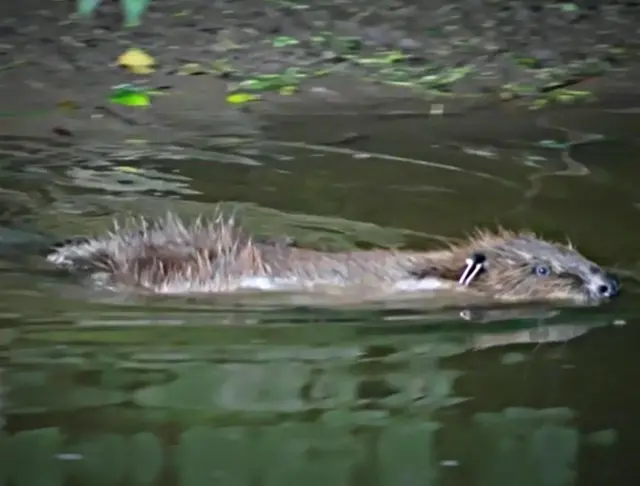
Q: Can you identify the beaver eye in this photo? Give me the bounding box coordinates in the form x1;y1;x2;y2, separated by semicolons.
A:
533;264;551;277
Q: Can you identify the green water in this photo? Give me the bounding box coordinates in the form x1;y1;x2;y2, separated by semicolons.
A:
0;106;639;486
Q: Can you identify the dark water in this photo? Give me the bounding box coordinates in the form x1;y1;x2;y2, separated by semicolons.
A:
0;106;639;486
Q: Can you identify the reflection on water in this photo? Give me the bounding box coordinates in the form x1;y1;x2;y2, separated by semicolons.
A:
0;107;639;486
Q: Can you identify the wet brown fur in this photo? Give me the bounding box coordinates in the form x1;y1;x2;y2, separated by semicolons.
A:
46;213;614;304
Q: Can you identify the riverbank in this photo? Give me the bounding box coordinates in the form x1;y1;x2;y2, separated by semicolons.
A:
0;0;639;144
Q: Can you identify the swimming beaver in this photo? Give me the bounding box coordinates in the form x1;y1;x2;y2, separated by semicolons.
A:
46;211;620;305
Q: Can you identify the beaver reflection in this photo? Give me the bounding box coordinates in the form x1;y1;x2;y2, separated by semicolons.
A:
46;212;620;305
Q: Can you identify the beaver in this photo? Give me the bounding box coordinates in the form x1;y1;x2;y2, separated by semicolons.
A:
45;211;620;305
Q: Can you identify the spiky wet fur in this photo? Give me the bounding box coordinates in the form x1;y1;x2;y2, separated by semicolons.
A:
46;211;613;304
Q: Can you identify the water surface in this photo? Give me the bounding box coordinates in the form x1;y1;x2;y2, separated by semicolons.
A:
0;106;639;486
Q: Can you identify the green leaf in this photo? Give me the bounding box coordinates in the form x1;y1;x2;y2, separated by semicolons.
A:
272;36;299;47
110;89;151;107
238;77;276;91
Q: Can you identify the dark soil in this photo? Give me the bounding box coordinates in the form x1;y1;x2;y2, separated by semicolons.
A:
0;0;639;145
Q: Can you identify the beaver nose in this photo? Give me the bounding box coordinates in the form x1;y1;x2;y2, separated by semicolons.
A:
591;273;620;299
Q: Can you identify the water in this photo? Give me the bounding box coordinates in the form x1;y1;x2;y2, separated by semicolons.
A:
0;105;639;486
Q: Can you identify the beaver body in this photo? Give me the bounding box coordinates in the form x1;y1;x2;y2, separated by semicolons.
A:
46;211;620;305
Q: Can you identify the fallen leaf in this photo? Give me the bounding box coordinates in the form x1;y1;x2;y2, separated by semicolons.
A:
117;48;155;74
272;36;299;47
279;85;297;96
110;89;151;107
226;93;260;104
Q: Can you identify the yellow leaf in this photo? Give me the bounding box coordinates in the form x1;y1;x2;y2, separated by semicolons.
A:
117;48;156;74
226;93;260;104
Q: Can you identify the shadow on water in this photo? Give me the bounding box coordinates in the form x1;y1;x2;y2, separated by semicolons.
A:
0;106;639;486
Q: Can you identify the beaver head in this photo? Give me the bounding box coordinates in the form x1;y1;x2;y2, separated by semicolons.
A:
426;229;620;305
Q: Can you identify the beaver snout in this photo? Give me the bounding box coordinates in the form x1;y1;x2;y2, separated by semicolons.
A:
586;271;620;300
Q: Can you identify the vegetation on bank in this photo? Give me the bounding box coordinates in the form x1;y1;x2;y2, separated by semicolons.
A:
75;0;637;108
